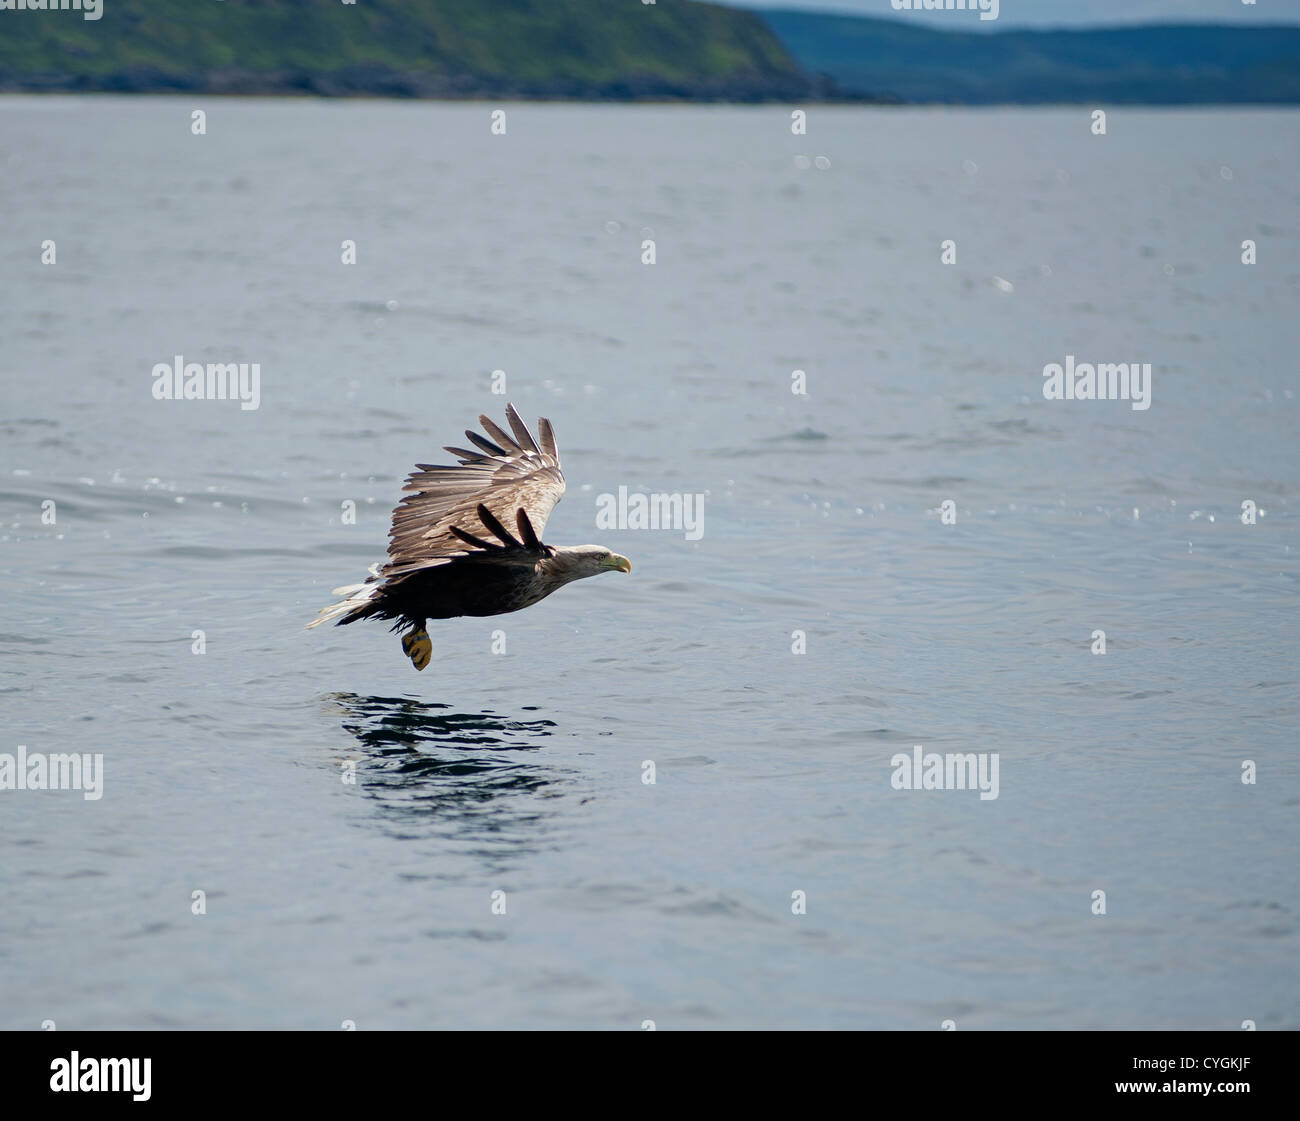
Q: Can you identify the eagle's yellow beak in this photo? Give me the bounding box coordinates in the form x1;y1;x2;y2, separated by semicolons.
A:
605;554;632;573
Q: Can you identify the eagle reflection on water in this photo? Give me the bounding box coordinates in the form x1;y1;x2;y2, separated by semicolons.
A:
324;692;576;856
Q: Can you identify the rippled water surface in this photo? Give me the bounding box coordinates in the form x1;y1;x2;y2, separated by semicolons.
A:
1;98;1297;1029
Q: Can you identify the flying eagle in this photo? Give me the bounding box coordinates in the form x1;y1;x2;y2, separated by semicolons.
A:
308;404;631;670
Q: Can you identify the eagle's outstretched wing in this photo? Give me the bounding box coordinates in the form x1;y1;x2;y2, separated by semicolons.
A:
381;403;564;579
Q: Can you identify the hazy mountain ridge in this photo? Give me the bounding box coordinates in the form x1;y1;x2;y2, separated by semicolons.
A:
755;9;1300;104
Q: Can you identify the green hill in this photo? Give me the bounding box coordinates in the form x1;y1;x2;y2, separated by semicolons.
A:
0;0;815;100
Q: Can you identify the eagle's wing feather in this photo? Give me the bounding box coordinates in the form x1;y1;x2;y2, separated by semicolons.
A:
382;404;564;579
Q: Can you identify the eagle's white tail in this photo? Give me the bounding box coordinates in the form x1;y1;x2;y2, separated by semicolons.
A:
306;563;383;629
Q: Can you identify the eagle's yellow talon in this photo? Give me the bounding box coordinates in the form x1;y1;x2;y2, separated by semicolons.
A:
401;628;432;671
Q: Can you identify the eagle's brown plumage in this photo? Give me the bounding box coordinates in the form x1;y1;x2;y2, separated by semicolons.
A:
308;404;631;670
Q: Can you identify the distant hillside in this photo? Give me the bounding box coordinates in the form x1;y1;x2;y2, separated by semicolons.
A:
756;9;1300;104
0;0;823;101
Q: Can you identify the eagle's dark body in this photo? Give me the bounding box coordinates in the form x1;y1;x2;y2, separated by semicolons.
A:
345;556;554;626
